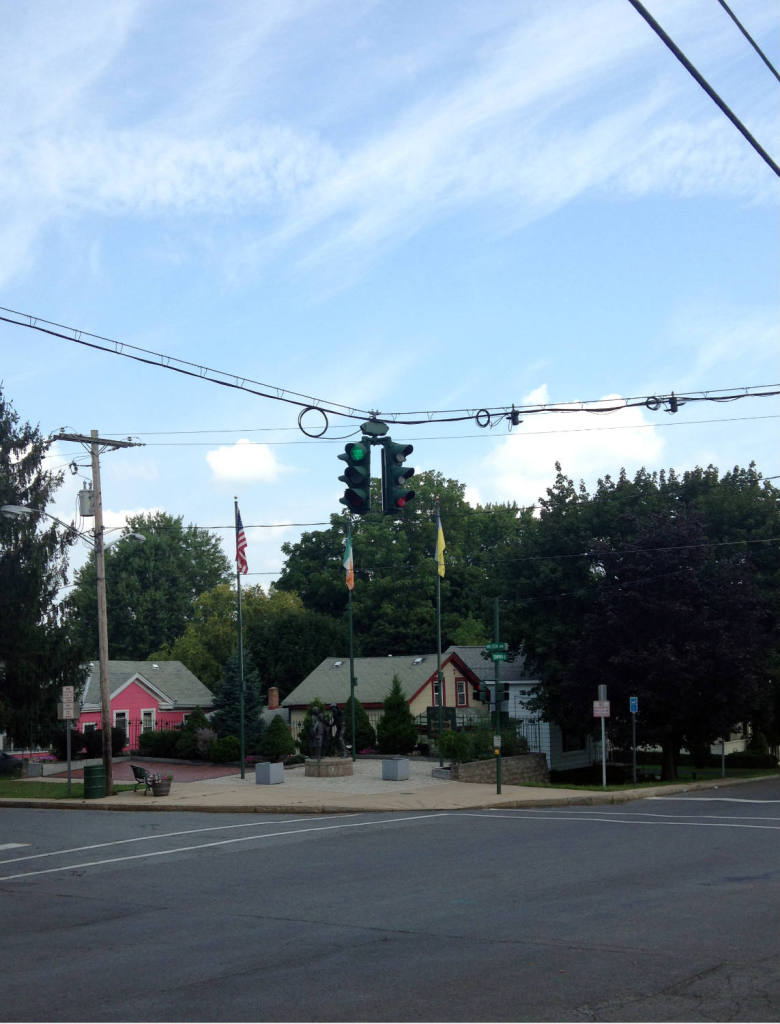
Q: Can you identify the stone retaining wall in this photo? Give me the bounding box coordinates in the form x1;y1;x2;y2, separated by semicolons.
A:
450;752;549;785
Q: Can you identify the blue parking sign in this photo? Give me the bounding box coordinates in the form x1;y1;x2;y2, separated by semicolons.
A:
629;696;638;714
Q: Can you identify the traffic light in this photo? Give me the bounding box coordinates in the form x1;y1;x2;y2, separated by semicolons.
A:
338;441;371;515
472;682;490;704
381;439;415;514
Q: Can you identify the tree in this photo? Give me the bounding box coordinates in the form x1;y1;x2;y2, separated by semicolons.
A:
376;675;419;754
210;654;265;753
66;511;231;659
276;470;527;656
0;387;88;746
518;464;778;778
258;715;296;762
343;694;376;752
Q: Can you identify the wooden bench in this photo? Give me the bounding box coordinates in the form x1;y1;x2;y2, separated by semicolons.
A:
131;764;153;794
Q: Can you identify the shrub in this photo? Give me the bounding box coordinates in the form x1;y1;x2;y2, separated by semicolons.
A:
210;735;241;763
51;727;85;761
138;729;179;757
83;729;102;758
258;716;297;763
344;695;376;752
376;676;418;755
175;730;201;759
437;729;472;763
438;725;530;763
725;750;778;770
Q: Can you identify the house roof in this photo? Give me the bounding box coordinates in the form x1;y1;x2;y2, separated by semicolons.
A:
443;645;537;684
282;652;478;708
79;660;214;710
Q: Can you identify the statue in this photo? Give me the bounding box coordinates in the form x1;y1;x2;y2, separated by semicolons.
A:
309;707;326;760
330;703;346;758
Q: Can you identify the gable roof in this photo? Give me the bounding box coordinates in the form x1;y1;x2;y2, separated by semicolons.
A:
444;645;537;683
282;652;478;708
79;660;214;710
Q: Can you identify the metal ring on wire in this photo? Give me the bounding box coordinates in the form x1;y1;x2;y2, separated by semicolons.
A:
475;409;491;428
645;397;661;411
298;406;329;438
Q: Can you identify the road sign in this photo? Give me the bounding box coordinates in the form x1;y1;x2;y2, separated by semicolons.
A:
629;696;638;714
491;651;508;661
485;641;508;652
593;700;611;718
61;686;75;719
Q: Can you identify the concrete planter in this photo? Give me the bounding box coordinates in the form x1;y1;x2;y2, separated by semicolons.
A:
255;762;284;785
382;757;410;781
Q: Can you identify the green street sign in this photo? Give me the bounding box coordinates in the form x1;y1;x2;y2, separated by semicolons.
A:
491;651;508;661
485;642;508;652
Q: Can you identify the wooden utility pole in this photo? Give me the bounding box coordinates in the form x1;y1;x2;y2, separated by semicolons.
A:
58;430;141;796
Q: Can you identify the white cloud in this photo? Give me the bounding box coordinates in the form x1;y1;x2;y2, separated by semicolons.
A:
476;394;666;506
206;439;286;482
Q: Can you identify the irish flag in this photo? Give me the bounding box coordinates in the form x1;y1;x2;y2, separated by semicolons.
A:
343;531;354;590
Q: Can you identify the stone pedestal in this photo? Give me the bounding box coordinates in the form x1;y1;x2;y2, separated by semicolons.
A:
255;762;284;785
305;758;354;778
382;757;409;781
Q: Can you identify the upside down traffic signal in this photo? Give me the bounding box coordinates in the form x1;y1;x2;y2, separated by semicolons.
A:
381;439;415;514
338;441;371;515
471;682;490;704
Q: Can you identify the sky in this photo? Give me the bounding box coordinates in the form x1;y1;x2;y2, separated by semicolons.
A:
1;0;778;587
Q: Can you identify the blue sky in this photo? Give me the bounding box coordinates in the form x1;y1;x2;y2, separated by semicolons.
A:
1;0;778;584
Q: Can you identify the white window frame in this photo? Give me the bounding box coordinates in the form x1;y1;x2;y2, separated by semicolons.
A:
141;708;156;732
456;679;467;707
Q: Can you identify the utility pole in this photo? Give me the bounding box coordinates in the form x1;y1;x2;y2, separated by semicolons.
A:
58;430;141;796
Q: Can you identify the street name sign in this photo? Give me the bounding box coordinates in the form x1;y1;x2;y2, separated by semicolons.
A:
485;642;508;652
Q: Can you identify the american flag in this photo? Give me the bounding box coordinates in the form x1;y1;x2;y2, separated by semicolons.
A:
235;507;248;574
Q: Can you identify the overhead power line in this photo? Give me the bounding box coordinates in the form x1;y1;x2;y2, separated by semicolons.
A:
3;306;780;435
716;0;780;84
625;0;780;177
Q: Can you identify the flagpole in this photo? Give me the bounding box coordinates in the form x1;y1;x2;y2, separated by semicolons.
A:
346;521;357;761
235;497;246;781
436;500;444;767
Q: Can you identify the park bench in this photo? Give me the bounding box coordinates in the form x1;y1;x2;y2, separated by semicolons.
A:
131;764;153;794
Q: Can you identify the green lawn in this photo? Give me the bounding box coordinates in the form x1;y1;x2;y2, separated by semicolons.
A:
0;779;134;799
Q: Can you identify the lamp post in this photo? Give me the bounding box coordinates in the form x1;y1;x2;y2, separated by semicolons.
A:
1;504;143;794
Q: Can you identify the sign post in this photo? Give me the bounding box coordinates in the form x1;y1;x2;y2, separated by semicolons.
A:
593;685;610;788
59;686;76;796
629;696;639;783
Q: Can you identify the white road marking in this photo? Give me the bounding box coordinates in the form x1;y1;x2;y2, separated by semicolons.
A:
0;813;447;881
460;812;780;830
649;796;780;804
0;815;358;865
0;843;27;851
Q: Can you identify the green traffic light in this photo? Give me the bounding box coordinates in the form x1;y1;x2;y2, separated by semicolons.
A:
352;443;366;461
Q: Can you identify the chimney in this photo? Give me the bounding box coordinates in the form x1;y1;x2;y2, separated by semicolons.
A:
267;686;280;710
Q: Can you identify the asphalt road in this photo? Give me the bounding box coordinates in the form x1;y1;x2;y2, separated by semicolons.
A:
2;777;778;1022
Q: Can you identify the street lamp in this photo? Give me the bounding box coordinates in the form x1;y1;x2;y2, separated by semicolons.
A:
2;504;143;793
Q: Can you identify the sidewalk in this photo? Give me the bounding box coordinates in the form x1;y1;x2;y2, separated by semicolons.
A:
3;758;763;814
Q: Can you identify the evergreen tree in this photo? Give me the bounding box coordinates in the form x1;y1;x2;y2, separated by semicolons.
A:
376;675;418;754
259;715;297;762
210;654;265;753
0;386;89;746
344;694;377;752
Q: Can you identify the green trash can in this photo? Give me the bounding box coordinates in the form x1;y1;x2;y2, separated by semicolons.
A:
83;764;106;799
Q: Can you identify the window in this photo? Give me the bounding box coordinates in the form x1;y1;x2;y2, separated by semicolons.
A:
83;722;96;733
432;678;442;706
456;679;467;707
113;711;128;742
141;710;155;732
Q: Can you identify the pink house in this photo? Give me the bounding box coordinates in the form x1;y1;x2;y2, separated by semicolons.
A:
77;660;214;751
